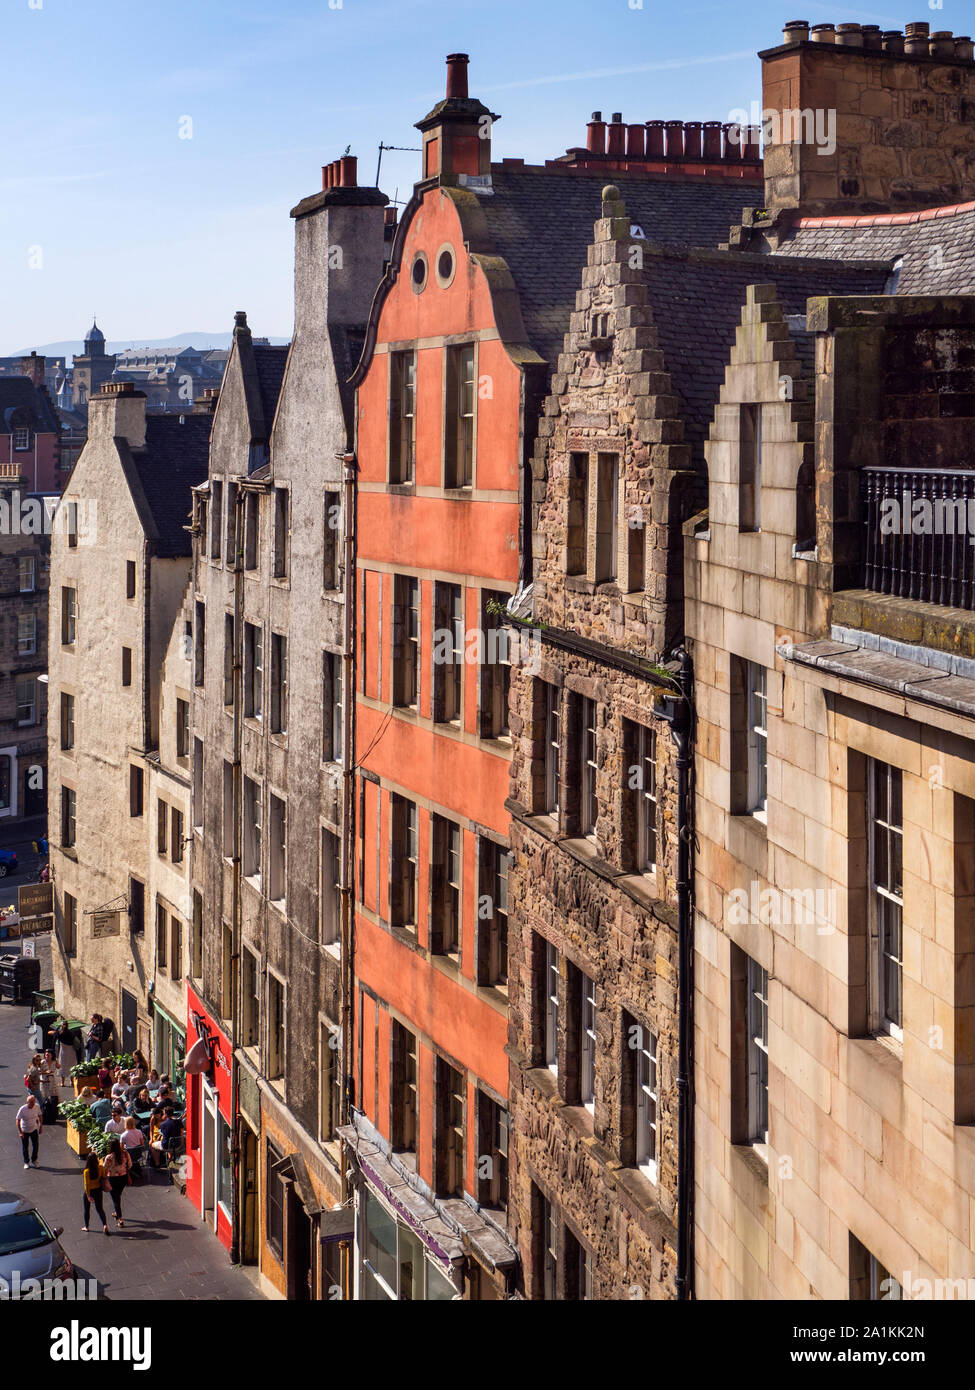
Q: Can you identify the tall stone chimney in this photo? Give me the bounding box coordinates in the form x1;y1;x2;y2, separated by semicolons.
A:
289;157;388;333
20;352;45;389
87;380;147;449
415;53;500;184
761;18;975;215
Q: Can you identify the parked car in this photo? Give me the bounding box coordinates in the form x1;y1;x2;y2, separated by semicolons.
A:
0;849;18;878
0;1195;73;1290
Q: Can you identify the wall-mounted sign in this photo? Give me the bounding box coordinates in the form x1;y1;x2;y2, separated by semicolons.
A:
91;910;121;939
18;883;52;919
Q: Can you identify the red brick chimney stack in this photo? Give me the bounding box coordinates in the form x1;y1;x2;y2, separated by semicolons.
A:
415;53;498;184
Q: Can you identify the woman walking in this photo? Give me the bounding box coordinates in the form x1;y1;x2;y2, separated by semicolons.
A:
82;1153;109;1234
39;1051;58;1126
102;1139;132;1227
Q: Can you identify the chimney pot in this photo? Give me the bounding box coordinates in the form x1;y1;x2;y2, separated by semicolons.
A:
234;310;248;330
783;20;810;44
881;30;905;53
955;36;974;59
683;121;703;160
644;120;665;157
626;123;645;158
929;31;955;58
587;114;607;154
861;24;882;50
722;123;741;160
904;21;930;36
702;120;722;160
445;53;469;100
340;154;357;187
810;23;836;42
321;166;329;190
607;114;625;156
611;112;622;123
664;120;685;159
744;125;762;162
836;23;863;47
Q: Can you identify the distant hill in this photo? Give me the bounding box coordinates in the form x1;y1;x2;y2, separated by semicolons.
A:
14;331;290;360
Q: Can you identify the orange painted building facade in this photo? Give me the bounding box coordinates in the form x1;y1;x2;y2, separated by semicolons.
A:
342;55;533;1300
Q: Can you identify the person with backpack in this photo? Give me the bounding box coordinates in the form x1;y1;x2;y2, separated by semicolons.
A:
24;1055;42;1101
102;1139;132;1226
82;1153;109;1234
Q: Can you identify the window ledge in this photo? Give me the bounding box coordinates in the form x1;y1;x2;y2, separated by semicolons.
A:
730;812;768;844
851;1032;903;1071
732;1143;770;1183
322;941;341;964
388;482;415;496
564;574;595;595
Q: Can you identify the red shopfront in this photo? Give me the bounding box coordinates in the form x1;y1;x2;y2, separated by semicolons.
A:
185;985;234;1252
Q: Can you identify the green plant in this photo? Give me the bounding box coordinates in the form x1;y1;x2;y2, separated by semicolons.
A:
59;1100;97;1133
69;1050;134;1080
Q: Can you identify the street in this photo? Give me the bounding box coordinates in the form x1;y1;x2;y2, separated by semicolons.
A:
0;938;263;1300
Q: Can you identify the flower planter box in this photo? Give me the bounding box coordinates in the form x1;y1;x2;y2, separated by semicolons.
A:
65;1122;89;1156
72;1077;96;1096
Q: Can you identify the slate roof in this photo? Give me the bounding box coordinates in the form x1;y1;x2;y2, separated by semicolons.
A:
0;377;59;435
125;413;212;558
482;170;763;373
762;202;975;294
636;247;889;468
252;344;289;431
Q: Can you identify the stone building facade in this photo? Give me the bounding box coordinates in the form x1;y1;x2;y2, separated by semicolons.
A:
504;186;691;1299
0;371;61;827
188;156;386;1295
47;382;209;1056
686;282;975;1297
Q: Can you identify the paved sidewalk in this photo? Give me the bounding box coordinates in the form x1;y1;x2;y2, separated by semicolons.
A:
0;943;263;1300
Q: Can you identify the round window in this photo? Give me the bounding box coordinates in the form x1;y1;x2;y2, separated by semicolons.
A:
434;244;456;288
411;252;428;293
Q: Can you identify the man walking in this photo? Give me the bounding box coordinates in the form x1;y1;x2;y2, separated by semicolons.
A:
16;1093;43;1169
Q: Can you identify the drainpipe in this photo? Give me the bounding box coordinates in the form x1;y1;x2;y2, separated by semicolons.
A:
654;647;694;1298
673;647;694;1300
337;448;358;1304
228;483;244;1265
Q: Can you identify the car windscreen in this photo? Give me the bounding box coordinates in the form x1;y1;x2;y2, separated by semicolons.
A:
0;1211;52;1256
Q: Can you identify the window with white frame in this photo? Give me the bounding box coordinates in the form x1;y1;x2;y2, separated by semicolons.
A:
390;795;418;930
320;827;340;947
626;720;657;873
746;955;769;1147
869;759;903;1041
18;557;34;593
746;662;767;819
479;590;511;740
393;576;420;709
243;775;261;883
323;650;343;762
244;622;263;719
17;615;36;657
269;794;286;905
430;814;460;956
542;682;560;816
359;1188;457;1302
632;1018;658;1180
581;697;598;837
444;342;475;489
267;972;285;1080
580;969;596;1113
434;582;463;724
391;1019;418;1156
61;586;76;645
13;427;30;451
270;634;287;735
545;939;560;1073
16;676;36;726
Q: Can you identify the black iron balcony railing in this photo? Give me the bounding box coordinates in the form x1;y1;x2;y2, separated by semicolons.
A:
862;466;975;611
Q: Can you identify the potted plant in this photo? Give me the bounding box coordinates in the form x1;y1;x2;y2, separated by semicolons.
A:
59;1099;96;1156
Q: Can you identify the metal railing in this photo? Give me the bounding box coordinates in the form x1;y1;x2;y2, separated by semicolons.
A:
861;466;975;611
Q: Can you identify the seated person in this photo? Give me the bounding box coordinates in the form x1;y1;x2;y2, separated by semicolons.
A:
147;1110;166;1167
104;1102;127;1136
78;1086;97;1107
126;1086;153;1118
96;1063;111;1093
159;1106;183;1153
146;1069;162;1097
90;1092;114;1125
111;1069;129;1100
121;1116;145;1167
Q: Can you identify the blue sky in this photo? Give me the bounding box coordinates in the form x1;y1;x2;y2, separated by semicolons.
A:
0;0;919;354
